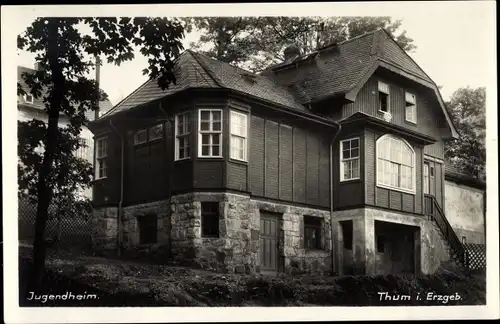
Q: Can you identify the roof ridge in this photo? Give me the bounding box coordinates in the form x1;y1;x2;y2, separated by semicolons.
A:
188;50;226;88
185;50;220;88
376;29;434;82
267;28;382;71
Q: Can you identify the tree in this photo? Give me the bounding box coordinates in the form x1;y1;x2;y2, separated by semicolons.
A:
445;87;486;181
183;16;416;72
17;17;185;291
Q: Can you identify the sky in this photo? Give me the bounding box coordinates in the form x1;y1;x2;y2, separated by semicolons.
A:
10;3;497;107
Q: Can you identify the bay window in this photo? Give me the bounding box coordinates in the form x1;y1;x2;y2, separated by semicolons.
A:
198;109;222;157
175;112;191;160
230;110;248;161
340;137;360;181
376;135;415;192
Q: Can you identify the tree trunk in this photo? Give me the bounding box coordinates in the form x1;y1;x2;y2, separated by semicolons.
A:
28;19;64;293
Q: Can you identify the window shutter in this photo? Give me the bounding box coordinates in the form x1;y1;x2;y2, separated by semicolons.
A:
378;81;390;94
405;92;416;104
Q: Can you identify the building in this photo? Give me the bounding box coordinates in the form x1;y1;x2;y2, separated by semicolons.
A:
88;29;486;275
17;64;113;199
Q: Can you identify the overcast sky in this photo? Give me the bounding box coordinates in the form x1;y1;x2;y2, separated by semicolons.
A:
11;2;496;106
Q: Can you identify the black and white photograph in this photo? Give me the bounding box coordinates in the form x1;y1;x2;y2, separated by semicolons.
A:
2;2;498;322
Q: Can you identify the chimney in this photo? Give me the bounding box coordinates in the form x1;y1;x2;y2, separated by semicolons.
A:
283;44;301;62
34;62;43;71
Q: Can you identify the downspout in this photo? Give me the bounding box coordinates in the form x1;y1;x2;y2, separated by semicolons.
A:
109;119;124;257
330;123;342;276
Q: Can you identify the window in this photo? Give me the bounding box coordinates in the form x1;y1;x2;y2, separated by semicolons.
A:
376;135;415;192
423;162;430;194
198;109;222;157
24;94;34;104
201;202;219;237
175;112;191;160
96;137;108;179
304;216;322;250
138;214;158;244
430;165;435;178
149;123;164;141
134;129;147;145
230;110;248;161
405;92;417;123
76;138;89;160
378;81;390;113
340;220;353;250
376;235;385;253
340;138;360;181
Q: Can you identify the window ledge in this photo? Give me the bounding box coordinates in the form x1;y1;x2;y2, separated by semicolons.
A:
340;178;361;184
198;156;224;160
404;119;417;126
229;158;248;165
377;183;416;195
93;177;107;182
174;157;191;162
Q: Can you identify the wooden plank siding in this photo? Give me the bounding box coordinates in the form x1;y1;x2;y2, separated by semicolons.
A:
248;115;330;208
332;129;364;209
336;74;447;160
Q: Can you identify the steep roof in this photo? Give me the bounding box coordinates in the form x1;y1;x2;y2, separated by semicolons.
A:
101;50;306;119
97;29;457;139
263;29;458;138
17;66;113;121
262;29;433;103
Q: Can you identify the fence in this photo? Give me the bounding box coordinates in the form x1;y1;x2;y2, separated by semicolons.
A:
18;198;92;250
464;243;487;272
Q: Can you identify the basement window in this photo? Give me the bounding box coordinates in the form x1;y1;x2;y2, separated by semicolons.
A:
304;216;322;250
201;202;219;238
138;213;158;244
378;81;390;113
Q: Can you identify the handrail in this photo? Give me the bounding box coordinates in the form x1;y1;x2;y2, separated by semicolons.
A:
424;194;465;266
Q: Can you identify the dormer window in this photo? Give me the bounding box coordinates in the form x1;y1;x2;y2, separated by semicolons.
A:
378;81;390;113
24;94;34;104
405;92;417;124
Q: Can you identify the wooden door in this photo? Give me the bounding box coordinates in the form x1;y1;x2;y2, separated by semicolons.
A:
260;213;280;272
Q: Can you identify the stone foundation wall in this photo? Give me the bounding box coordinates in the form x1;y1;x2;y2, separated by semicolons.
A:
168;193;332;274
169;192;254;273
251;200;332;275
91;206;118;251
331;208;452;275
121;199;171;254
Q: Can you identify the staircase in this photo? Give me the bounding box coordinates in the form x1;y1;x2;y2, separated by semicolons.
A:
423;194;468;271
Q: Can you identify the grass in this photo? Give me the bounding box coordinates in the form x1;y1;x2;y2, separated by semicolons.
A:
18;245;486;307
